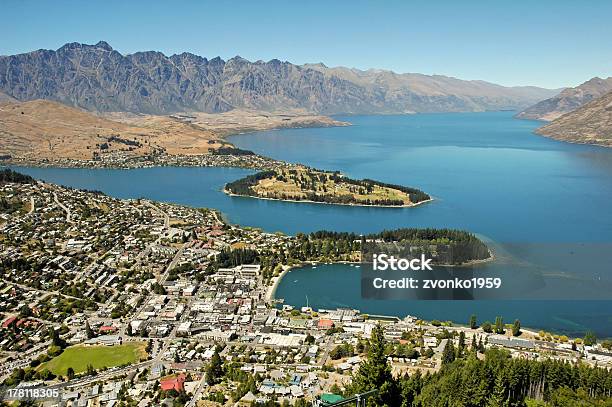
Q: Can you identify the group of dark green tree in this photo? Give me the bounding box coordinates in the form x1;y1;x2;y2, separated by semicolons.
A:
343;324;612;407
199;227;490;283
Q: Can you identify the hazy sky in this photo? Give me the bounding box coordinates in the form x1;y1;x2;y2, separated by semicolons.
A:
2;0;611;89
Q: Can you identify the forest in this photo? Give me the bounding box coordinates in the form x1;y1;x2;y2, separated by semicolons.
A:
203;228;491;282
346;325;612;407
0;168;34;184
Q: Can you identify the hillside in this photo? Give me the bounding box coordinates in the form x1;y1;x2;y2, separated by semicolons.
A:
516;77;612;121
0;41;557;115
0;100;346;162
536;90;612;147
0;100;220;160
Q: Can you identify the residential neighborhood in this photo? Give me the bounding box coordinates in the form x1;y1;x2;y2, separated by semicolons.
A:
1;176;611;406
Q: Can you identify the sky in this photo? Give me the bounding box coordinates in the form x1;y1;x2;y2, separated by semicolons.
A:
1;0;611;89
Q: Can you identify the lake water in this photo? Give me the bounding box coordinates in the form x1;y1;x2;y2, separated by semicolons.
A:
11;112;612;336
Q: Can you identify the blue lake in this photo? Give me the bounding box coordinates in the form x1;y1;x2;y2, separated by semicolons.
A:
11;112;612;336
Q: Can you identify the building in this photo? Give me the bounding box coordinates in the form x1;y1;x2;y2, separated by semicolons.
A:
160;374;186;392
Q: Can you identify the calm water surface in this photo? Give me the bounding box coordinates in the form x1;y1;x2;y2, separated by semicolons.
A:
13;112;612;336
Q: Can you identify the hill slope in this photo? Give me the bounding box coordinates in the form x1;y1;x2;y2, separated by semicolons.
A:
536;90;612;147
0;41;557;115
516;77;612;121
0;99;220;160
0;99;346;161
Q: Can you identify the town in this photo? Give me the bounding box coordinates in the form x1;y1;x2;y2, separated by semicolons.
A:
1;172;611;407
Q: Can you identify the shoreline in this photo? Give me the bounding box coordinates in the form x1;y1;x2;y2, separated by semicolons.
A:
224;188;434;209
265;264;297;302
0;116;351;171
268;260;604;339
269;252;496;302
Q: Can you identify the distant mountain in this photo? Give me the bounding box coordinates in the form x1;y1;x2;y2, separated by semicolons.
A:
516;77;612;121
536;90;612;147
0;41;557;115
303;64;558;113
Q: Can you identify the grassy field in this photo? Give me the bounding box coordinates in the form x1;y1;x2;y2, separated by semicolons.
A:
40;342;147;376
253;168;413;205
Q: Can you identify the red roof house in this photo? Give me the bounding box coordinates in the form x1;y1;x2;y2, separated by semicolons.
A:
160;374;186;392
99;325;118;333
317;319;335;329
2;316;17;329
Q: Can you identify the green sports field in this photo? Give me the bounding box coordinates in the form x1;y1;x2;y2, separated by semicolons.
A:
40;342;147;376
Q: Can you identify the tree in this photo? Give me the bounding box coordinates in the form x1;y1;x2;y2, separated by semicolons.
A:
478;336;485;353
19;304;33;318
85;320;94;339
494;316;504;334
206;348;224;385
457;331;466;357
488;373;508;407
49;327;66;348
86;364;96;376
349;324;399;406
482;321;493;333
583;330;597;346
442;340;456;365
66;367;75;380
512;319;521;337
469;314;478;329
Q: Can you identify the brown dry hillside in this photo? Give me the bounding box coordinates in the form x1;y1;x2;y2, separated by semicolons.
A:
0;100;221;160
0;100;347;162
536;90;612;147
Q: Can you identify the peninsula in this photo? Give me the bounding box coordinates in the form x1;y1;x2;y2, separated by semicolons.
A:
224;168;431;207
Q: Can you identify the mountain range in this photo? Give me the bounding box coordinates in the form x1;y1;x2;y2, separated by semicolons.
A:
516;77;612;121
0;41;559;115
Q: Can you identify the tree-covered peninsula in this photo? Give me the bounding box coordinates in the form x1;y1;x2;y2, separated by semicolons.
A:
224;168;430;207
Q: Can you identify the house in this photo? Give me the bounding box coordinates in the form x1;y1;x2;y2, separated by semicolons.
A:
99;325;118;334
317;318;334;330
2;316;17;329
160;374;186;392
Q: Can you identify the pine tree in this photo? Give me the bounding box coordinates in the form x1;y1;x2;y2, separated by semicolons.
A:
478;336;485;353
442;340;455;365
85;320;94;339
495;316;504;334
488;373;508;407
206;348;224;385
350;324;399;406
457;331;466;358
584;330;597;346
469;314;478;329
471;334;478;353
512;319;521;337
49;327;66;348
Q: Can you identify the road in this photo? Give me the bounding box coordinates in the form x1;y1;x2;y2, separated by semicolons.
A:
144;201;169;229
53;192;72;223
186;373;207;407
162;242;188;282
27;196;35;214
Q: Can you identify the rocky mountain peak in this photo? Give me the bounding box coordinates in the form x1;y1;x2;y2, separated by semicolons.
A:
0;41;558;115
